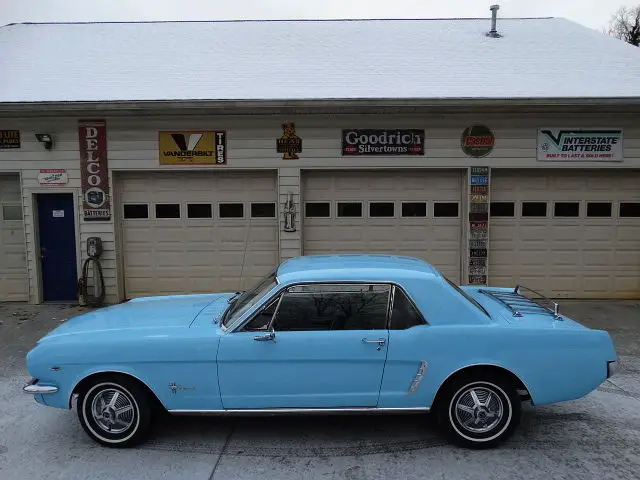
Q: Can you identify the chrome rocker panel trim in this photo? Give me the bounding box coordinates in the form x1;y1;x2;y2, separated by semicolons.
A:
169;407;430;416
23;378;59;394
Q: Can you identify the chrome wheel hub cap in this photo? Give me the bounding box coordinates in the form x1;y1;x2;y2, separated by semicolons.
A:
454;386;504;434
91;388;135;434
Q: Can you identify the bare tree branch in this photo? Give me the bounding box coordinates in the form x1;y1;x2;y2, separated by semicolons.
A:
607;6;640;46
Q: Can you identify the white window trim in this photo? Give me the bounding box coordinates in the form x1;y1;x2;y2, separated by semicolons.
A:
122;202;151;221
367;201;396;219
400;201;428;218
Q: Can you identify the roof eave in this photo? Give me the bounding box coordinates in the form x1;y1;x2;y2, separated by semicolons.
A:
1;97;640;117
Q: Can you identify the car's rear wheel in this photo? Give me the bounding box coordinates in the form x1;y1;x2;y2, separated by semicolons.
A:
77;375;152;447
436;373;520;449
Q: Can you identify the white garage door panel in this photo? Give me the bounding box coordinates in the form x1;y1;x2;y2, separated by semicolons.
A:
490;170;640;299
0;175;27;301
120;172;278;298
303;171;463;283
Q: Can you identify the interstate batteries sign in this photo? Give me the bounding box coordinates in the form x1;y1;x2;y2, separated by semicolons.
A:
537;129;623;162
342;129;424;155
159;131;226;165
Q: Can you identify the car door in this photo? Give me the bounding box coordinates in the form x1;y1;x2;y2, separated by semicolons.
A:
217;283;391;409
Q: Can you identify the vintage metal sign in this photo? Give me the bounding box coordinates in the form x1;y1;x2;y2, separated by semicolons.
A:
537;129;623;162
38;169;68;186
462;126;495;158
159;131;226;165
277;122;302;160
0;130;20;149
79;120;110;221
342;129;424;155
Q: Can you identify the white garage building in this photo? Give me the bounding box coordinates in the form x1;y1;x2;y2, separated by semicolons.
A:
0;15;639;303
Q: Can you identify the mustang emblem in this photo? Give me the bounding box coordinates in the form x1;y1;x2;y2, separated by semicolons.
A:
168;382;196;394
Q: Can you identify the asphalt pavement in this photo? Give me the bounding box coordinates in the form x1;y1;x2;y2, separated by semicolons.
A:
0;300;639;480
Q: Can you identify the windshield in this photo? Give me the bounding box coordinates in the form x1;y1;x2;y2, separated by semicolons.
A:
221;270;278;327
445;277;491;318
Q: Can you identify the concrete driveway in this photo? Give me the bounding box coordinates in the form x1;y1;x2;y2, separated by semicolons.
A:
0;300;639;480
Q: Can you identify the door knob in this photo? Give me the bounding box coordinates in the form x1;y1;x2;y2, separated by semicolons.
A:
362;338;386;346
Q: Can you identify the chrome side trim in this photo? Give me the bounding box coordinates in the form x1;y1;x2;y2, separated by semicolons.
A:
408;360;428;394
23;379;58;394
168;407;430;416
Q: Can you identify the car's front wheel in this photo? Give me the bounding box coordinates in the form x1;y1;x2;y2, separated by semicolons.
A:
77;375;152;447
437;373;520;449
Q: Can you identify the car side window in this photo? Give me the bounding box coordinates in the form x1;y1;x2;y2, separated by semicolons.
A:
272;284;391;332
242;298;279;332
390;287;426;330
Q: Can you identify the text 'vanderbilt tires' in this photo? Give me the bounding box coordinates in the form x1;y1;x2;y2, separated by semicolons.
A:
437;375;521;449
77;375;152;448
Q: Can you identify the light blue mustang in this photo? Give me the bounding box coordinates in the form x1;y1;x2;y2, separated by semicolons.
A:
24;255;618;448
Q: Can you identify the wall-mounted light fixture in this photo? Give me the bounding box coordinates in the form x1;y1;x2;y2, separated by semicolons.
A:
35;133;54;150
283;192;297;232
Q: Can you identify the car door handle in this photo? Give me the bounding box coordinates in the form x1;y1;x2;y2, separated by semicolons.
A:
254;332;276;342
361;338;386;346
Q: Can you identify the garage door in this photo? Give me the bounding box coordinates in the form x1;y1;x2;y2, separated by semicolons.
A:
0;174;27;301
119;172;278;298
490;170;640;299
303;170;464;282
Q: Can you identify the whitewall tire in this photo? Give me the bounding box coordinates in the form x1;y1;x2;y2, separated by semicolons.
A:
437;374;520;449
77;375;152;447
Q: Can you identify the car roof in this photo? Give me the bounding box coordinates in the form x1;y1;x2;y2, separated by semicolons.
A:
276;254;442;284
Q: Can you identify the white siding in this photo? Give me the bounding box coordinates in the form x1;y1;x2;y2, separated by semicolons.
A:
0;111;639;303
278;167;302;261
0;174;28;300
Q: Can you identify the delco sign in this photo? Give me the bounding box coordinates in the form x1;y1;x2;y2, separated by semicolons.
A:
79;120;110;221
342;129;425;156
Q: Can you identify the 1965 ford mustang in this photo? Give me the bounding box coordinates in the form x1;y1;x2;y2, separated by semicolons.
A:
24;254;618;449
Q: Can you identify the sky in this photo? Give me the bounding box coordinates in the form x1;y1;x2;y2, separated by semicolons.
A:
0;0;637;31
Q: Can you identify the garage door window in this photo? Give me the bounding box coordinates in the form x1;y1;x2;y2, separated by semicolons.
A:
155;204;180;219
620;203;640;217
187;203;212;219
522;202;547;217
490;202;514;217
251;203;276;218
401;202;427;217
587;202;612;218
434;202;459;217
554;202;580;218
337;202;362;217
369;202;394;217
123;204;149;219
219;203;244;218
2;204;23;221
305;202;330;218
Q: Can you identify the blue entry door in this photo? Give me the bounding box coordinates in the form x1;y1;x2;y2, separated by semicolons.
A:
37;194;78;301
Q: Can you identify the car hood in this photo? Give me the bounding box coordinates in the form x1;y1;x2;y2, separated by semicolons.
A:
40;293;234;340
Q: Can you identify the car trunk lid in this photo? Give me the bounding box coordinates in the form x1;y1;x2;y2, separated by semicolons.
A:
461;286;588;330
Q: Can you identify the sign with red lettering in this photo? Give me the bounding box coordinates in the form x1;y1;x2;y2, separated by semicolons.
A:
79;120;110;221
462;126;495;158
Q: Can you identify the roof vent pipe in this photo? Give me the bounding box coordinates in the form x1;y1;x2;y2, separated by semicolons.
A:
488;4;502;38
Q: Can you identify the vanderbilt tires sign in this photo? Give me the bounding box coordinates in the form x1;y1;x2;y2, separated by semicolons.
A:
159;131;227;165
537;129;623;162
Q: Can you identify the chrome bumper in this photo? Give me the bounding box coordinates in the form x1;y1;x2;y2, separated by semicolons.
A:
23;378;58;394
